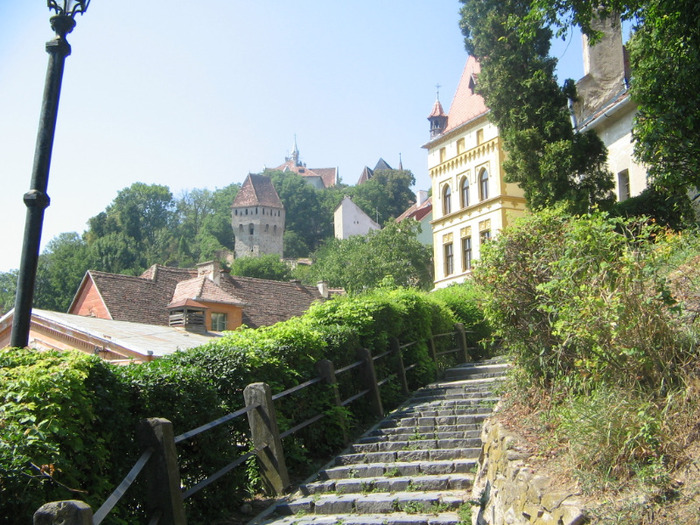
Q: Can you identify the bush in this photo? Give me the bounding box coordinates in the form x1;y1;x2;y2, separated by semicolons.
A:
1;286;491;523
0;349;130;523
473;207;695;390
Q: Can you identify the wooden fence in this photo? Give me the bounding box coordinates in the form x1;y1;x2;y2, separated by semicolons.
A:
32;324;471;525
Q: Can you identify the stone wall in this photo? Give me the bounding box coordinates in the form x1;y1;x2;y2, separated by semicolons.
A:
470;414;586;525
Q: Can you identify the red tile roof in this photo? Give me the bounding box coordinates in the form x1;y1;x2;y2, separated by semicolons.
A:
275;160;338;188
232;174;284;208
70;264;325;329
444;56;488;134
397;196;432;222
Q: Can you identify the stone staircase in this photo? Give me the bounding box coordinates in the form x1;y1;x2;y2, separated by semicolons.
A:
250;359;509;525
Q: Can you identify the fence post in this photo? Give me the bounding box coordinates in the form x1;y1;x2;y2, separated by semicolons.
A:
33;500;93;525
138;418;187;525
455;323;471;363
428;336;438;367
356;347;384;418
391;338;409;396
244;382;290;496
316;359;348;445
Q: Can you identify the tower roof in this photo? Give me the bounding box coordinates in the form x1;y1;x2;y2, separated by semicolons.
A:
428;98;446;118
232;174;284;208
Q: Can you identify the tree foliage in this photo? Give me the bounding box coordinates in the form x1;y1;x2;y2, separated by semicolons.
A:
351;169;417;225
230;253;292;281
459;0;615;213
305;220;433;293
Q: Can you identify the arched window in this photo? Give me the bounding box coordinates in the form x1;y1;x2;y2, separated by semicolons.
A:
460;177;469;208
443;185;452;215
479;168;489;201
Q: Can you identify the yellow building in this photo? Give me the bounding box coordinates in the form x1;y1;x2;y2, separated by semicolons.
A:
424;56;527;289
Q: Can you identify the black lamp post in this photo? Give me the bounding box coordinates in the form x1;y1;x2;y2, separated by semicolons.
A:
10;0;90;348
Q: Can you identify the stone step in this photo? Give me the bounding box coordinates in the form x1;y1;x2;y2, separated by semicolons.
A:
442;363;510;381
257;511;466;524
358;428;481;443
335;447;481;466
366;422;485;438
350;437;482;454
298;472;473;496
377;412;491;430
319;459;478;480
277;490;467;516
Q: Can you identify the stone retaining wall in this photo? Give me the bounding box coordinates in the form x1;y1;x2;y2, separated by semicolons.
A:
470;414;587;525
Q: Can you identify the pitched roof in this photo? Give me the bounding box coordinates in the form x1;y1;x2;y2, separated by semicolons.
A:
428;99;446;118
444;56;488;134
170;277;246;307
374;158;393;171
232;174;284;208
70;264;325;330
396;196;433;223
274;160;338;188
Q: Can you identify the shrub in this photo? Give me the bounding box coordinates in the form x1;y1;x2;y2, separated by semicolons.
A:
0;349;130;523
474;207;695;390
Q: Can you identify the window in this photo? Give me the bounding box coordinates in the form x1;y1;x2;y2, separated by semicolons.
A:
440;147;446;163
618;169;630;201
249;223;254;235
457;138;465;155
265;224;269;232
444;243;454;276
443;185;452;215
479;168;489;200
211;312;227;331
480;230;491;245
462;237;472;271
460;177;469;208
476;129;484;145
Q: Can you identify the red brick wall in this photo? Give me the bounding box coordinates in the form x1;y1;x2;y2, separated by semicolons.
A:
70;279;112;319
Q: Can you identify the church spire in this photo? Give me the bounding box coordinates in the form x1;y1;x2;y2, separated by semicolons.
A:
427;84;447;138
290;135;300;166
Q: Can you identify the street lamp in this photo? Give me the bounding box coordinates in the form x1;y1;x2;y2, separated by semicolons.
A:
10;1;90;348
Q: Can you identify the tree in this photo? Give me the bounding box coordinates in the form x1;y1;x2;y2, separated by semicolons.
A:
0;270;18;316
530;0;700;202
33;233;94;312
266;171;325;255
459;0;615;213
230;254;292;281
351;169;417;224
306;220;433;292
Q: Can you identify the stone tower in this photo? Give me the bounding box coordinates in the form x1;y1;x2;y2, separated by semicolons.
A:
231;174;285;258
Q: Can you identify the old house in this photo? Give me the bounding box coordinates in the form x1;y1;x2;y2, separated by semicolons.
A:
333;195;381;240
572;15;647;201
0;308;213;363
69;261;329;332
396;191;433;246
424;56;527;289
231;174;286;259
273;137;338;189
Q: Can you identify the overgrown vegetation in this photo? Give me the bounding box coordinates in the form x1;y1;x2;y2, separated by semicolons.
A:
0;286;489;523
473;207;700;519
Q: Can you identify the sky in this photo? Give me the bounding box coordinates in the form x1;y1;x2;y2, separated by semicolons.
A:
0;1;586;273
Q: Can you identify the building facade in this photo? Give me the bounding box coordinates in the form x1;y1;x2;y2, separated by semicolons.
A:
333;196;381;240
231;174;285;258
424;56;527;289
573;15;647;201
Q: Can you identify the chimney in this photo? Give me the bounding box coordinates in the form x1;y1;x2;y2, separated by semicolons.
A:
417;190;428;205
196;260;221;285
317;281;329;299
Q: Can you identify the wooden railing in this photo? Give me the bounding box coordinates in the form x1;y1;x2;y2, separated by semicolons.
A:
32;323;472;525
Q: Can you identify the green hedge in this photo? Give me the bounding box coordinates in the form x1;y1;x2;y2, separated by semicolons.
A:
1;286;491;523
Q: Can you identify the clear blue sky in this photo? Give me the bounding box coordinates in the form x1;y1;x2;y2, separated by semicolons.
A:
0;1;585;273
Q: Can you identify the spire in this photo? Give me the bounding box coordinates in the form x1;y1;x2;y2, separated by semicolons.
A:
427;84;448;138
289;135;301;166
398;153;403;171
